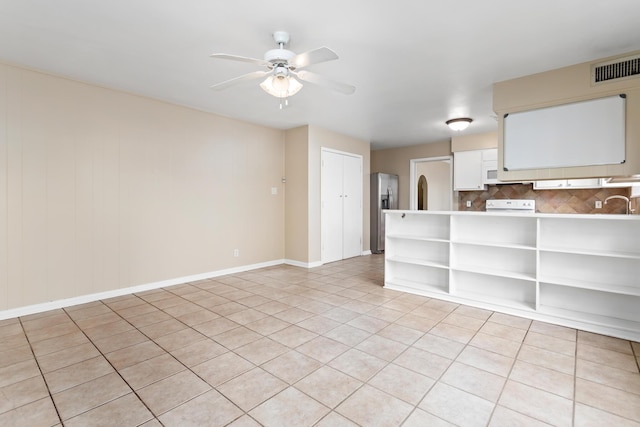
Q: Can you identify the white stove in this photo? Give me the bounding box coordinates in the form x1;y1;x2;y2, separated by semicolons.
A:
485;199;535;213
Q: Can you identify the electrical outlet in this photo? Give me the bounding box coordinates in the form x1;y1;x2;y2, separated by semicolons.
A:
466;201;472;208
233;249;239;257
595;200;602;209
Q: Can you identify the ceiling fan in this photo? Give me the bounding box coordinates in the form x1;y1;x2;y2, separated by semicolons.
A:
210;31;355;106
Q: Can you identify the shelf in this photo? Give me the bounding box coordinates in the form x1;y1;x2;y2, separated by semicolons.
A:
387;234;449;244
537;305;640;336
385;211;640;342
539;246;640;260
385;277;448;295
386;256;449;270
539;277;640;297
454;289;536;312
451;265;536;282
452;239;536;251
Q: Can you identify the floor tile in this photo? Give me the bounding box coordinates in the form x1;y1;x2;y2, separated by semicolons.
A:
517;343;575;375
468;332;521;358
577;342;638;372
0;396;60;427
118;353;185;390
217;367;287;411
153;327;207;352
192;351;254;387
441;361;506;402
296;315;341;334
234;337;289;365
213;325;263;349
52;372;130;420
487;312;532;330
315;411;360;427
36;342;101;373
261;350;323;384
488;405;551;427
296;336;350;364
376;323;424;345
328;348;387;382
250;386;329;426
64;393;153;427
356;334;407;361
346;314;389;333
479;321;528;342
158;390;243;426
244;316;290;335
577;330;634;354
412;333;465;359
573;402;640;427
169;338;227;367
420;382;494;426
44;356;114;393
455;346;514;377
294;365;362;408
138;370;211;416
529;321;577;342
368;363;434;405
576;358;640;395
0;359;41;389
268;325;318;347
0;375;50;415
324;324;372;346
394;347;453;379
227;414;262;427
92;329;148;354
105;340;165;370
336;384;413;427
499;380;573;427
402;408;456;426
508;359;574;399
575;377;640;421
429;322;477;344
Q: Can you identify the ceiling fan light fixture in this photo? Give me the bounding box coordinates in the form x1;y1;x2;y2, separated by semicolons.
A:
260;75;303;98
446;117;473;131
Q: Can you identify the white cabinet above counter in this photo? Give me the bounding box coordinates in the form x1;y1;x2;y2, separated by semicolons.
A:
384;210;640;341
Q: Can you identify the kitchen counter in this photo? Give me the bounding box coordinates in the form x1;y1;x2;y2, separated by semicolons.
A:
384;210;640;341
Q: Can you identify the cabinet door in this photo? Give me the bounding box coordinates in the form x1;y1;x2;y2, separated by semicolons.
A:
342;154;362;259
454;151;484;191
565;178;601;188
533;180;567;189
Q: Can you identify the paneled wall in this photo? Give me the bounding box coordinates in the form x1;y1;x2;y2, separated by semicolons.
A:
0;63;285;312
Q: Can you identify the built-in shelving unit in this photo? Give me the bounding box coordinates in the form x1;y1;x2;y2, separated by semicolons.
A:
384;211;640;341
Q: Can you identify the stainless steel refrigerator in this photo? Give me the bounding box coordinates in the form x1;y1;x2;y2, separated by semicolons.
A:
370;173;398;253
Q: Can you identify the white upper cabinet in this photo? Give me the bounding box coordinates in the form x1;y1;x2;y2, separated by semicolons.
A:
454;150;485;191
533;178;602;189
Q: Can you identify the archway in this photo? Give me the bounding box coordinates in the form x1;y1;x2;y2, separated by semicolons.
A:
418;175;428;210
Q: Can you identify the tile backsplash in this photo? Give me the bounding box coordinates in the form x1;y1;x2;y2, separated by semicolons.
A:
458;183;636;214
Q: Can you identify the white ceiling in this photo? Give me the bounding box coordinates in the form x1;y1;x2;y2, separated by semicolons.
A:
1;1;639;149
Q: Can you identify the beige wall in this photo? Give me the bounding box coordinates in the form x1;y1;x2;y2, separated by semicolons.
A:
283;125;370;264
0;63;285;312
371;140;451;210
308;126;370;262
284;126;309;263
494;51;640;181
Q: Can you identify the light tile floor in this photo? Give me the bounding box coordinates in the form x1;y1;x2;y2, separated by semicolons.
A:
1;254;640;426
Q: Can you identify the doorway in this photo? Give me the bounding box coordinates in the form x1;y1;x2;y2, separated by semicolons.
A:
417;175;428;210
409;156;453;210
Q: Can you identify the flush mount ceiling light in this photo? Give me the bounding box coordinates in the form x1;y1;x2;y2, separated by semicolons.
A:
446;117;473;131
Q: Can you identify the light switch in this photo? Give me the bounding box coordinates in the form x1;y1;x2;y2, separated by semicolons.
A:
271;187;278;195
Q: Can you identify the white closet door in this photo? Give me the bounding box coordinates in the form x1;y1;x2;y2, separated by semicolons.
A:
342;154;362;259
322;151;345;264
321;149;363;264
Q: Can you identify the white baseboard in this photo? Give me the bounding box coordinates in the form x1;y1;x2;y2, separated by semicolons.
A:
362;250;372;256
284;259;323;268
0;259;285;321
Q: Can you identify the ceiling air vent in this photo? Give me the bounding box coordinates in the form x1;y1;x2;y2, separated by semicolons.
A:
592;54;640;84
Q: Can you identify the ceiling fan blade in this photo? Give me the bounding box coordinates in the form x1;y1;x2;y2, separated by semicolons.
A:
210;53;270;67
291;47;339;69
210;70;269;91
295;70;355;95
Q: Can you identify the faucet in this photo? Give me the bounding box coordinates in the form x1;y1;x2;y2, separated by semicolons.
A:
604;195;635;215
